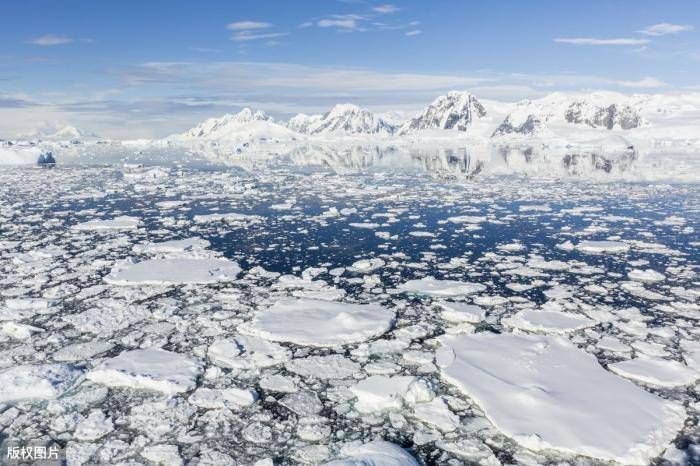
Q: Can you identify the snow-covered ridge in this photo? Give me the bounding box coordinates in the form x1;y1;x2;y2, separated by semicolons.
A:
170;108;298;142
288;104;395;136
398;91;488;135
17;123;100;142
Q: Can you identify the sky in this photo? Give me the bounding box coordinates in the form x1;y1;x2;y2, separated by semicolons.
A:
1;0;699;138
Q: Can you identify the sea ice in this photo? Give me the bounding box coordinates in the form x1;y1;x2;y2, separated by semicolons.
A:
105;258;241;285
397;278;486;297
207;335;291;369
323;441;419;466
134;237;211;255
576;240;630;254
501;309;596;334
87;348;203;395
285;354;360;379
609;357;698;388
436;301;486;323
71;216;141;231
437;332;686;465
0;364;83;403
351;375;434;413
628;268;666;283
245;298;395;347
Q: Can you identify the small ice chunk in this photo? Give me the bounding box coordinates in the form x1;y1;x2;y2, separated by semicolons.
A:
397;278;486;297
188;387;258;409
105;258;241;285
279;390;323;416
141;444;183;466
323;441;419;466
208;335;291;369
245;298;395;347
53;341;114;362
609;357;698;388
72;216;141;231
502;309;595;334
627;269;665;283
436;302;486;323
87;348;203;395
351;375;434;413
134;237;210;254
577;240;629;254
285;354;360;380
349;258;385;273
74;410;114;441
412;397;460;432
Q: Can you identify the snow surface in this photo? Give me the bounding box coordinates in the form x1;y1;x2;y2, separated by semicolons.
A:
437;332;686;465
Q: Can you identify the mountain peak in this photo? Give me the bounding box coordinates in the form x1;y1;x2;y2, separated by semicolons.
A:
291;103;394;135
398;91;487;135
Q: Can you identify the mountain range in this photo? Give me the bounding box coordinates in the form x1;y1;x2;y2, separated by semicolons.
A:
12;91;700;148
165;90;700;146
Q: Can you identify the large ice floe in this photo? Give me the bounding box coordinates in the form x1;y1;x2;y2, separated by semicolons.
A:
436;332;687;465
243;297;395;347
104;257;242;285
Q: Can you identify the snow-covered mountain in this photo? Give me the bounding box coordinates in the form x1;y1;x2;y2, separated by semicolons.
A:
491;92;651;138
398;91;488;135
171;108;298;142
289;104;395;136
287;113;323;134
18;123;99;141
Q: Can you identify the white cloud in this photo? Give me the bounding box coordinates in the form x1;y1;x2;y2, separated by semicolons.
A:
28;34;74;46
373;4;400;14
230;31;289;42
554;37;650;46
638;23;693;36
226;21;272;30
405;30;421;37
617;77;668;88
317;15;366;30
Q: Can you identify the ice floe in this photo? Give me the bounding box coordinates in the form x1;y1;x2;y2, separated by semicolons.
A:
87;348;203;394
105;258;242;285
501;309;596;334
437;332;686;465
397;278;487;297
244;298;395;347
0;364;83;403
609;357;698;388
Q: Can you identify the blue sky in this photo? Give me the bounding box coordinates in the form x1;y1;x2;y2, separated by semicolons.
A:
1;0;698;138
